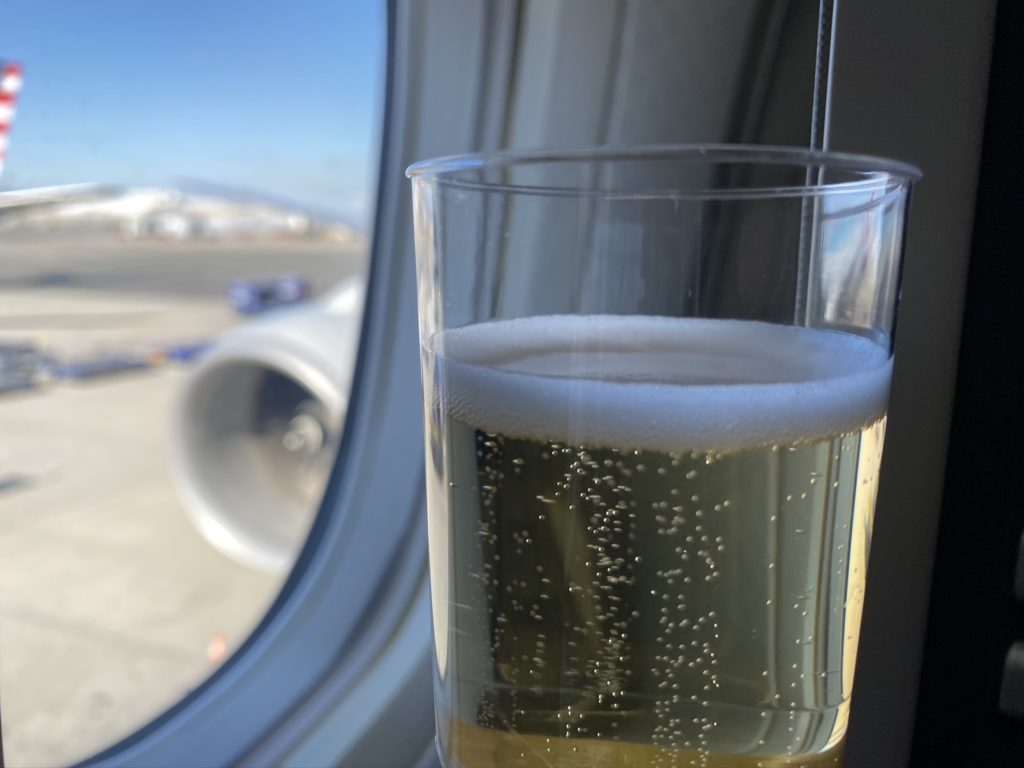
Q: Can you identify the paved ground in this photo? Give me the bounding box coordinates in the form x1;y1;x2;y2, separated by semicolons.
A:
0;232;358;298
0;236;366;766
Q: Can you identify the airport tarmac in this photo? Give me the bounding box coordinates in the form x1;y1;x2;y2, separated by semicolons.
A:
0;235;365;766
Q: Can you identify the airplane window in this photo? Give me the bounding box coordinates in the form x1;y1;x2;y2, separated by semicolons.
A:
0;2;383;764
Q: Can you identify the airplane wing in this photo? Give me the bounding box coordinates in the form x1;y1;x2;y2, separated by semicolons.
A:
0;183;122;213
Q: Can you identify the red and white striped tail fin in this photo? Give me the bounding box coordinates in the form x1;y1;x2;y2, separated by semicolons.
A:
0;61;24;178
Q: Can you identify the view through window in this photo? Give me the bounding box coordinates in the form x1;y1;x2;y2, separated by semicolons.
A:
0;2;383;764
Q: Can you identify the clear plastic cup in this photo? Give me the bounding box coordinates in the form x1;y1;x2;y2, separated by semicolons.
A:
409;145;919;768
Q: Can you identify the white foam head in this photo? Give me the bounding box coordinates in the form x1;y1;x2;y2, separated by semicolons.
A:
428;315;891;453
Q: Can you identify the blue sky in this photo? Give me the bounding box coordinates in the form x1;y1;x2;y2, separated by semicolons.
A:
2;0;385;228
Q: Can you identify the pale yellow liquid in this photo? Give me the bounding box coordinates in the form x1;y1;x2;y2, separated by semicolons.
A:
430;426;881;768
447;718;844;767
423;317;888;768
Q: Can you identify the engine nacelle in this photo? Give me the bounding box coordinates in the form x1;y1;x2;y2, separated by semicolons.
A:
173;278;364;573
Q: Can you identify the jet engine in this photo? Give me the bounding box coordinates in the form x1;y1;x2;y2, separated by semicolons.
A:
173;278;364;573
